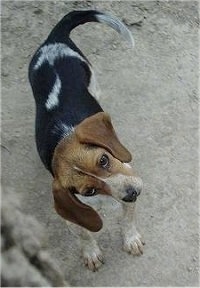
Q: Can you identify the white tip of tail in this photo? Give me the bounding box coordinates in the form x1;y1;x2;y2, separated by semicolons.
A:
95;13;135;48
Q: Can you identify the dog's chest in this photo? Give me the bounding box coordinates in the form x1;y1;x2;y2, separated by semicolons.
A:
77;194;124;227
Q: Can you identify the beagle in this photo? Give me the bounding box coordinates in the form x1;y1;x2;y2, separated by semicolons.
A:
29;10;144;271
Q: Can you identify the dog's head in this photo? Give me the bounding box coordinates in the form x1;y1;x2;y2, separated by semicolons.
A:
52;112;143;232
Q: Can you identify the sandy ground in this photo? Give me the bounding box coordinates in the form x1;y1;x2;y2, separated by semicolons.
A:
1;1;199;286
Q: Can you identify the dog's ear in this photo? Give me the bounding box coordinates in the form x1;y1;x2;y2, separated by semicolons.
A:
75;112;132;163
52;180;103;232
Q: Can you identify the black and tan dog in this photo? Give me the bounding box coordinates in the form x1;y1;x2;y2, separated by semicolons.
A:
29;10;144;271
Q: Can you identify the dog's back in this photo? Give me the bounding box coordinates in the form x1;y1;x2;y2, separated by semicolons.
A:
28;10;134;173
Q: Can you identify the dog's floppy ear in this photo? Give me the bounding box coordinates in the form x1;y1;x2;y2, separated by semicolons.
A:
52;180;103;232
75;112;132;162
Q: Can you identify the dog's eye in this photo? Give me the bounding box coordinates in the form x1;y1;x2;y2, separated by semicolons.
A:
99;154;109;169
84;188;97;197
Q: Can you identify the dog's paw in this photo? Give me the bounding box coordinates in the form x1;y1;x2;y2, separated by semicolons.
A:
123;231;145;256
82;242;104;271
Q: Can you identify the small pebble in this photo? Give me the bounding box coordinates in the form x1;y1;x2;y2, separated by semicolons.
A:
34;8;43;15
187;266;192;272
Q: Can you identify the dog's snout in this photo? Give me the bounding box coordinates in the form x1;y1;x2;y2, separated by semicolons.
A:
122;186;140;203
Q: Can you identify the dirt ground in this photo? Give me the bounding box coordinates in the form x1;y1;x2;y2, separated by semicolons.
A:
1;0;199;287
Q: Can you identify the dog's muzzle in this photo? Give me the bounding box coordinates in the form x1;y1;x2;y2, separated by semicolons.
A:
122;186;141;202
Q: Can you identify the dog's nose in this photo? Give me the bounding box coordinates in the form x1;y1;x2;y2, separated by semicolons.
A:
122;186;140;202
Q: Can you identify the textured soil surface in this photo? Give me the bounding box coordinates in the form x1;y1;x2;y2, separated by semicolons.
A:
1;1;199;287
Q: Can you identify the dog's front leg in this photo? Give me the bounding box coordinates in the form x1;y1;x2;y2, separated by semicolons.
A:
121;203;145;256
67;222;103;271
80;227;104;271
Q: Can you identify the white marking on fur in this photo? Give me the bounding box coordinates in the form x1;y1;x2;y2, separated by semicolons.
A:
45;74;61;110
106;173;142;202
73;166;103;181
102;174;143;202
88;68;101;100
123;163;132;169
62;124;74;138
122;203;144;255
35;43;100;100
95;13;135;47
73;166;142;202
52;121;74;139
34;43;86;70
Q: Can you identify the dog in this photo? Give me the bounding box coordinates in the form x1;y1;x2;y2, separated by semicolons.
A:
29;10;144;271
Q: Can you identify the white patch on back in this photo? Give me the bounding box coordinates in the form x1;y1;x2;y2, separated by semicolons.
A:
34;43;86;70
34;43;101;102
45;74;61;110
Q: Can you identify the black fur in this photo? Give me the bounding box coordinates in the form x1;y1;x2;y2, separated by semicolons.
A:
29;11;105;173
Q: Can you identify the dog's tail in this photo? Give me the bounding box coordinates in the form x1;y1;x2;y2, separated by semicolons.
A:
48;10;134;47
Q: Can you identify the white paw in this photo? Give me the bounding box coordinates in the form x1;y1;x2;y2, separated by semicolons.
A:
82;242;104;271
123;231;145;256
